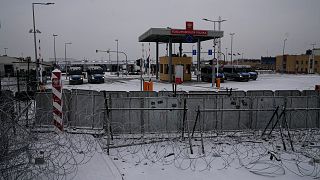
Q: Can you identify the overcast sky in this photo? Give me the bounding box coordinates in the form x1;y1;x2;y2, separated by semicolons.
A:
0;0;319;62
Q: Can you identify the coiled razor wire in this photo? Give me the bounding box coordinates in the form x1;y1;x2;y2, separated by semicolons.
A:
104;128;320;178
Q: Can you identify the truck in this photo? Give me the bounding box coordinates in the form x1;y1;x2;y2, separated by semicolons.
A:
87;66;105;83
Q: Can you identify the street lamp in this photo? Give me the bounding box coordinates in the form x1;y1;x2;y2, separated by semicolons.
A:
64;42;72;79
230;33;235;66
53;34;58;67
225;48;228;64
115;39;119;76
282;38;287;74
32;2;54;87
202;17;226;87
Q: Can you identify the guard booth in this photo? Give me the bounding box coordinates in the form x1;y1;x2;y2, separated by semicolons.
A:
159;56;192;82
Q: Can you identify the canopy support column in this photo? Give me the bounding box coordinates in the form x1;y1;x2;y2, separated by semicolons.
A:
156;42;159;80
169;38;173;83
197;38;201;82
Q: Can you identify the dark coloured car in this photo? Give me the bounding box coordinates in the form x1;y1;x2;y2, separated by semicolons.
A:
87;66;105;84
223;65;250;82
69;74;83;85
201;66;225;83
247;70;258;80
68;67;84;85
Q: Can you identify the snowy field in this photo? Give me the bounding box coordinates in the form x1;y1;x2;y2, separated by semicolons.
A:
59;73;320;92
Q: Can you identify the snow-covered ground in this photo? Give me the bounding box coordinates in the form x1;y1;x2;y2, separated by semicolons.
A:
56;73;320;180
59;73;320;92
3;73;320;180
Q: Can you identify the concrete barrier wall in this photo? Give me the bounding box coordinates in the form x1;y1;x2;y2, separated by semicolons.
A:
275;90;301;96
129;91;158;97
35;90;320;132
247;90;274;97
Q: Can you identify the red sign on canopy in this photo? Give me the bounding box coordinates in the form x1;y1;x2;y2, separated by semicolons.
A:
170;29;208;36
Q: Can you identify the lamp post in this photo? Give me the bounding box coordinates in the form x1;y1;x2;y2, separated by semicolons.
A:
225;48;228;64
282;38;287;74
230;33;235;66
32;2;54;87
202;17;226;87
64;42;72;79
53;34;58;67
115;39;119;76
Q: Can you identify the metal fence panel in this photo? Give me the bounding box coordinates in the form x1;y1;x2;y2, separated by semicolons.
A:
144;97;182;133
287;96;320;129
186;98;204;132
251;97;285;129
203;97;218;130
110;98;141;133
287;97;307;129
69;90;104;129
306;96;319;128
35;92;53;127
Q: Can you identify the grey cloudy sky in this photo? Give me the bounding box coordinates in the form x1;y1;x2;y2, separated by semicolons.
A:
0;0;319;62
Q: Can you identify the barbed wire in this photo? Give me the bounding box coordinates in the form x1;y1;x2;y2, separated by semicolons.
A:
0;82;100;180
2;76;320;179
103;126;320;178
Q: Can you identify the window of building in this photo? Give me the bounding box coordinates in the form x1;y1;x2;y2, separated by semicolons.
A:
306;61;308;65
305;68;308;72
315;61;318;65
160;64;163;73
296;61;299;64
301;61;303;65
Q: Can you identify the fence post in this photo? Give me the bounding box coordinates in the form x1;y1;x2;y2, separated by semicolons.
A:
181;98;187;140
103;91;111;155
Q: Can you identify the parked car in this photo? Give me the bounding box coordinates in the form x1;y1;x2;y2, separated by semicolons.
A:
68;67;83;85
87;66;105;84
223;65;250;82
201;65;225;83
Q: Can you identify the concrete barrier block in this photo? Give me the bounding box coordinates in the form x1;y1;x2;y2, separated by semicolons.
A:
129;91;158;97
247;90;274;97
302;90;320;96
275;90;301;96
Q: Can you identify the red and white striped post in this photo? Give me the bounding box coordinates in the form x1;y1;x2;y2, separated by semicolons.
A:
52;69;63;132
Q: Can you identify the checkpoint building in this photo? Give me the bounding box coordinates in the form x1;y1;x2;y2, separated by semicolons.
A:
139;21;223;82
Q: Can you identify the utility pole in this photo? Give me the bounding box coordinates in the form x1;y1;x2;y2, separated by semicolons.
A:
115;39;119;76
230;33;235;66
53;34;58;67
